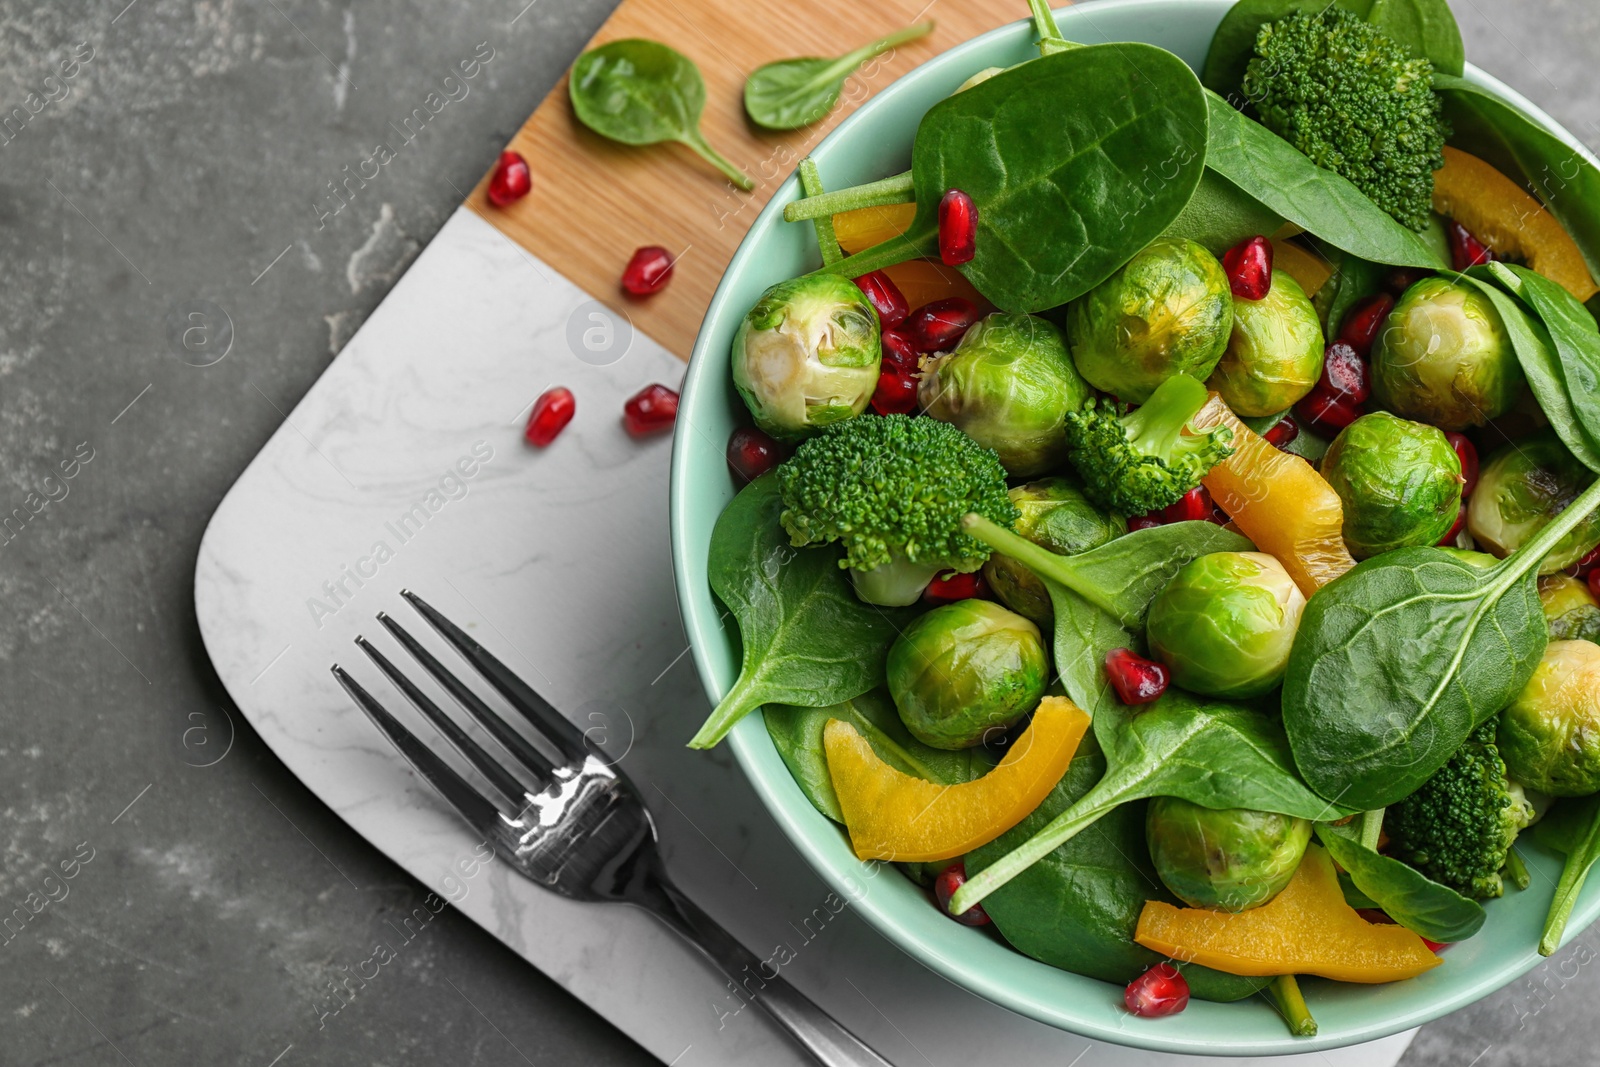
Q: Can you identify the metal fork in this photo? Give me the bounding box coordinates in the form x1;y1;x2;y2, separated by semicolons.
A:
331;590;893;1067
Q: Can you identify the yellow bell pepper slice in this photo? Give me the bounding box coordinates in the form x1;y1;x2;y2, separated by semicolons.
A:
824;696;1090;863
834;202;918;254
1136;844;1441;983
1270;239;1333;298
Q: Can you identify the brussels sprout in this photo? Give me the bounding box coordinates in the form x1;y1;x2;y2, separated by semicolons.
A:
886;599;1049;750
1146;796;1312;911
1438;547;1498;568
1065;238;1234;403
1539;575;1600;642
1146;551;1306;698
1370;276;1525;431
919;314;1090;477
1321;412;1464;559
1469;432;1600;574
1500;640;1600;796
731;274;880;441
1206;270;1325;417
982;479;1126;626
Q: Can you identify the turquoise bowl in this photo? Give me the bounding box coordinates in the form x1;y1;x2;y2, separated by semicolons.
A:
670;0;1600;1053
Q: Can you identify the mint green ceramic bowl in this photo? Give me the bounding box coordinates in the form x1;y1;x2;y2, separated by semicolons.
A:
670;1;1600;1053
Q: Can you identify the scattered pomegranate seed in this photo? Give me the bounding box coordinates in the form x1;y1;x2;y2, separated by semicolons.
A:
880;328;920;374
622;384;679;436
1449;220;1496;271
1444;432;1479;496
1296;388;1362;437
1125;963;1190;1018
938;189;977;266
727;426;782;482
1319;341;1371;404
933;863;991;926
525;386;575;447
1338;294;1396;358
1162;486;1215;524
871;369;919;415
1264;417;1300;451
854;271;909;329
925;571;988;604
1437;505;1467;546
1129;512;1165;532
1385;267;1429;295
487;151;532;208
621;246;674;296
1105;648;1169;705
904;298;980;354
1222;235;1273;301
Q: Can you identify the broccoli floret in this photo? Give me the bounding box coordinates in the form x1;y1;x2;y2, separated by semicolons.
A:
1386;717;1537;900
776;414;1017;606
1242;7;1448;231
1061;374;1234;516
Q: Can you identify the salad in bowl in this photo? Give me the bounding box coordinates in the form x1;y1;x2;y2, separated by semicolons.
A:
672;0;1600;1051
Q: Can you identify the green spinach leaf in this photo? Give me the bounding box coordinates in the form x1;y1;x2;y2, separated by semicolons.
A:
689;474;915;748
1315;823;1486;942
1532;793;1600;955
744;23;933;132
1365;0;1465;75
571;39;753;190
968;730;1271;1002
1160;168;1285;256
1311;246;1389;338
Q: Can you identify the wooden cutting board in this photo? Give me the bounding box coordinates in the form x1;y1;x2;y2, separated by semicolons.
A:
466;0;1029;359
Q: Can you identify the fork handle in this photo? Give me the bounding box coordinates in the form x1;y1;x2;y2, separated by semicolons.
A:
647;877;896;1067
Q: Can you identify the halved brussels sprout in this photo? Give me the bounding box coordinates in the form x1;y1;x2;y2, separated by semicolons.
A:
1370;276;1525;431
1469;432;1600;574
1146;796;1312;912
919;314;1090;477
1539;575;1600;642
1206;270;1325;417
1500;640;1600;796
886;599;1049;750
731;274;880;441
1146;551;1306;698
982;479;1126;626
1065;237;1234;403
1321;412;1464;559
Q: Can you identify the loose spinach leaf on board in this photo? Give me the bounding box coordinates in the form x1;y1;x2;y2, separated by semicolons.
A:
1160;168;1285;256
1316;823;1487;943
812;44;1209;313
1532;793;1600;955
1203;92;1446;270
968;730;1271;1002
689;474;916;749
764;688;989;823
744;23;934;132
954;689;1353;913
570;39;753;190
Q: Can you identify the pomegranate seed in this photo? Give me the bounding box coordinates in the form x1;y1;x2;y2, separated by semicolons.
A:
727;426;782;483
1105;648;1169;705
1222;236;1273;301
1445;432;1479;497
1162;486;1214;524
622;384;679;436
1574;544;1600;576
854;271;909;329
938;189;977;266
1437;505;1467;546
1125;963;1190;1018
1129;513;1165;532
1264;417;1300;450
487;151;532;208
1449;220;1495;271
870;369;919;415
1296;388;1361;437
881;329;920;374
1385;267;1428;295
1422;939;1447;953
621;245;674;296
925;571;988;604
933;863;991;926
1589;568;1600;600
1319;341;1371;404
904;298;980;353
524;386;575;447
1338;294;1396;358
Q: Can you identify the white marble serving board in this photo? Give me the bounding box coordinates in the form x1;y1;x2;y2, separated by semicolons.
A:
193;208;1416;1066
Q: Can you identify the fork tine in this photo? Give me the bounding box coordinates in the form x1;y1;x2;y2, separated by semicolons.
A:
376;611;558;780
401;590;593;760
354;636;530;804
331;665;504;832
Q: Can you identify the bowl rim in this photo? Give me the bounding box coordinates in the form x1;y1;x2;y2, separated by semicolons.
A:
669;0;1600;1053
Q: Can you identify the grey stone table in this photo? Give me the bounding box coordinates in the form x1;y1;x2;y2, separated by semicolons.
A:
1;0;1595;1064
